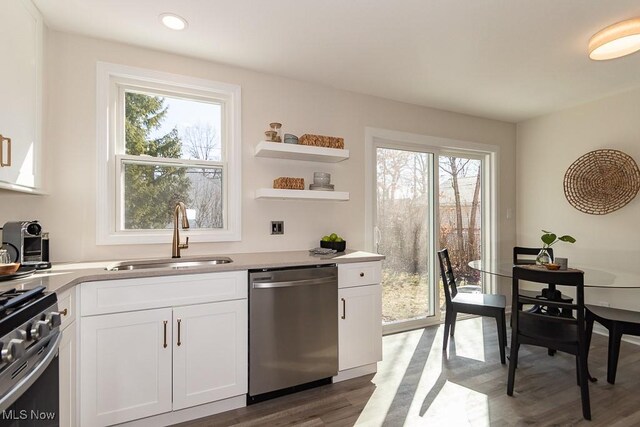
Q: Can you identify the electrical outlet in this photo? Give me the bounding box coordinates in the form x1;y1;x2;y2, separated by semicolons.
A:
271;221;284;235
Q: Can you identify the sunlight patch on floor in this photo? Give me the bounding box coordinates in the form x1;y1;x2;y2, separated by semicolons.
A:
449;317;486;362
415;380;490;426
356;319;492;426
356;329;430;425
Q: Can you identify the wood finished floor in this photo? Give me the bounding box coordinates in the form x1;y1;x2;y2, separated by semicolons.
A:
177;317;640;426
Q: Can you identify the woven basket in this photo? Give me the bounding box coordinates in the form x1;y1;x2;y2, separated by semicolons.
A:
273;177;305;190
298;134;344;149
563;149;640;215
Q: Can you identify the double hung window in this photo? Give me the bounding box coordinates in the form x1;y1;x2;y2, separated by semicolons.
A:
97;63;241;244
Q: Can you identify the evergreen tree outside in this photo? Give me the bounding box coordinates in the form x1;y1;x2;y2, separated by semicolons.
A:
123;92;191;229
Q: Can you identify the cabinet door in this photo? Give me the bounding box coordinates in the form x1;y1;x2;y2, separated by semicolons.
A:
80;308;173;426
0;0;41;190
338;284;383;371
59;321;77;427
173;300;248;410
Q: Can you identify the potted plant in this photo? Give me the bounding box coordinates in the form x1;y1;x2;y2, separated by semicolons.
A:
537;229;576;265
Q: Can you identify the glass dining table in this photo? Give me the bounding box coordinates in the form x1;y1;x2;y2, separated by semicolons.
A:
468;259;640;289
470;258;640;383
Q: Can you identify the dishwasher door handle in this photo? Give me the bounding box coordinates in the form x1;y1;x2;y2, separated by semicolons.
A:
252;277;335;289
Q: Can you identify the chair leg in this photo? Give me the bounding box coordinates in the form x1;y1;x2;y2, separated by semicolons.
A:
575;356;580;386
443;310;451;353
584;313;596;382
578;349;592;420
496;312;506;364
450;312;457;337
607;324;623;385
507;336;519;396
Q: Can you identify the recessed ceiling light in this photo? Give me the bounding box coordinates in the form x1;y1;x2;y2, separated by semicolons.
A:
589;17;640;60
160;13;188;31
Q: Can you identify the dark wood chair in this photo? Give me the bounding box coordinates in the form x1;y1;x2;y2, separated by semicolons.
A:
437;248;507;364
507;266;591;420
513;246;554;265
585;304;640;384
513;246;572;318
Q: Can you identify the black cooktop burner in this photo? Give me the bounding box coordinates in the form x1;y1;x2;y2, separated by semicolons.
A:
0;286;56;337
0;286;46;317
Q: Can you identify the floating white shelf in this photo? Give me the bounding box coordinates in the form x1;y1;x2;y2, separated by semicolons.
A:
255;141;349;163
255;188;350;201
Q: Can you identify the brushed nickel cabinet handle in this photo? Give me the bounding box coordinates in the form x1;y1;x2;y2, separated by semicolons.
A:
341;298;346;319
177;318;182;346
360;272;364;277
0;135;11;167
163;321;168;348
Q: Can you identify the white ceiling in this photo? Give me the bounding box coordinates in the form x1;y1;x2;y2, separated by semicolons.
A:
34;0;640;123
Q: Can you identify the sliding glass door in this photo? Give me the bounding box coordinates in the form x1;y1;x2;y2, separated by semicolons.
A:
370;134;493;334
376;147;434;330
438;154;484;316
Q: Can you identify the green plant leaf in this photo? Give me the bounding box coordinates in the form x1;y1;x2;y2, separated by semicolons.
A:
541;233;556;245
558;235;576;243
541;229;552;234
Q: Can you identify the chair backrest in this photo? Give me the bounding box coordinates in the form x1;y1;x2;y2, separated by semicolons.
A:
511;266;584;352
437;249;457;305
513;246;554;264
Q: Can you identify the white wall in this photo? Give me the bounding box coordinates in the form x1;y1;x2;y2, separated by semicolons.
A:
0;30;516;264
517;88;640;308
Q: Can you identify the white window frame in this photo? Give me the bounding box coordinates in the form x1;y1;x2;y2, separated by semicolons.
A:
96;62;241;245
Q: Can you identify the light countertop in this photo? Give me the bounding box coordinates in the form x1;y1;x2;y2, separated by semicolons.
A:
0;250;385;294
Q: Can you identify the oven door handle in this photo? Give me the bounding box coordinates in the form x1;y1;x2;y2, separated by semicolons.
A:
0;332;61;412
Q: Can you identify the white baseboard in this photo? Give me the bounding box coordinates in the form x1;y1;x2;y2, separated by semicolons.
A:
116;395;246;427
333;363;377;382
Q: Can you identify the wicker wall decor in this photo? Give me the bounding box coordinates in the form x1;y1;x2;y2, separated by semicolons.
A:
563;149;640;215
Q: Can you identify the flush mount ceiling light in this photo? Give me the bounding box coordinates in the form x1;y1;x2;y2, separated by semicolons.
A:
589;17;640;60
160;13;188;31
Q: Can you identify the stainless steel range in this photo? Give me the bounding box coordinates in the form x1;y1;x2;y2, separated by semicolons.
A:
0;286;61;426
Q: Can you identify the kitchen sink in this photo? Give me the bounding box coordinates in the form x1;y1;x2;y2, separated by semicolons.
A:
106;257;233;271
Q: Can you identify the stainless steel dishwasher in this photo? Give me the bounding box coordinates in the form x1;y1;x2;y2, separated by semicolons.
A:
248;265;338;402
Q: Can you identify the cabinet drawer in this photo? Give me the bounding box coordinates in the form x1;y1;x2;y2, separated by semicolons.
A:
57;288;76;331
338;262;381;288
81;271;248;316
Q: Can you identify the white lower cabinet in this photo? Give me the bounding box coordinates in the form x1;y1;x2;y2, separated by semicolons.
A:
173;300;247;410
338;284;382;371
336;261;383;379
79;271;248;427
59;317;77;427
58;288;77;427
81;308;173;426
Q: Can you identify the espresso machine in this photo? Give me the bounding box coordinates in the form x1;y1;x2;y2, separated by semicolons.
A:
2;220;51;269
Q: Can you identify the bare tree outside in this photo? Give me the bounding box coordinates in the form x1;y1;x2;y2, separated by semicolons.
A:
377;148;430;323
376;148;482;324
183;122;223;229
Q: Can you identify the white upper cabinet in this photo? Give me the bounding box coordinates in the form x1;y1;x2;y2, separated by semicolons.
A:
0;0;43;192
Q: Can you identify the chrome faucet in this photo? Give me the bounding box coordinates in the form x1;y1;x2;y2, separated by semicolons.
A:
172;202;190;258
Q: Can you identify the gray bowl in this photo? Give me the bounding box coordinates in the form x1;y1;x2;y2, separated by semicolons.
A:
284;134;298;144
